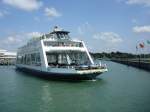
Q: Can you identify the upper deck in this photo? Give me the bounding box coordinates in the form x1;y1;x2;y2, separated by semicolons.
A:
16;26;95;68
18;26;85;54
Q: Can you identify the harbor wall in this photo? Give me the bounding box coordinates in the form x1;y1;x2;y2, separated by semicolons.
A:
112;59;150;71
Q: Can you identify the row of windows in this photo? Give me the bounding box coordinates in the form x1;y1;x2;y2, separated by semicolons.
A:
43;33;70;40
17;53;41;66
44;42;83;47
46;52;91;66
56;33;70;39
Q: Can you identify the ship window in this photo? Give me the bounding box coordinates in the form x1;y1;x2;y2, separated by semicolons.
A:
26;54;31;65
24;55;27;64
17;55;22;64
35;53;41;66
46;51;91;67
46;53;57;66
59;33;64;39
21;56;23;63
68;52;90;65
20;53;41;66
56;33;70;40
23;55;26;64
57;33;61;39
64;34;70;39
44;41;83;47
78;42;83;47
31;54;36;65
36;53;41;62
30;53;41;66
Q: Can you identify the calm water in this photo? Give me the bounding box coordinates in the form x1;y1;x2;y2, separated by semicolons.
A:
0;61;150;112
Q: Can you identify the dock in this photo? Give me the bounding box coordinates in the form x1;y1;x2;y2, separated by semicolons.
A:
0;49;16;65
0;57;16;65
112;58;150;71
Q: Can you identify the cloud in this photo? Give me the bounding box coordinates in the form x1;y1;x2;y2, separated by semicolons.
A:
77;22;92;35
3;36;22;45
131;18;138;24
0;12;4;17
93;32;123;44
2;0;43;11
77;27;84;35
133;25;150;33
0;10;9;18
76;23;124;52
34;17;40;22
0;32;42;50
124;0;150;7
44;7;61;18
27;32;42;37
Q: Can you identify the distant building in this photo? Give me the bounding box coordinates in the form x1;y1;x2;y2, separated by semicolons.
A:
0;49;16;65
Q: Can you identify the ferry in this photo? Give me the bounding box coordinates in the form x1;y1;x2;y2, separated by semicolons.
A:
16;26;108;80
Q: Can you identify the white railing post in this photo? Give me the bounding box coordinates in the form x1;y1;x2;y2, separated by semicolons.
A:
82;41;94;64
40;40;48;70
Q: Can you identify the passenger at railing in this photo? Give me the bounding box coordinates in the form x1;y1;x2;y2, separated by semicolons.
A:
79;43;82;47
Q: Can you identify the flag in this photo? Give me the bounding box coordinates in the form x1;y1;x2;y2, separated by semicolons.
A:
147;40;150;44
139;43;144;48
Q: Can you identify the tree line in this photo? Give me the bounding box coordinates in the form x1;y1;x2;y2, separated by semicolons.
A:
90;51;150;59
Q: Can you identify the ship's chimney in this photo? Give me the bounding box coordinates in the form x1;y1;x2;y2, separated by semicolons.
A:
53;26;62;31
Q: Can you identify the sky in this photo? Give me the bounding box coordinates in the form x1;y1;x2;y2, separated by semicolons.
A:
0;0;150;53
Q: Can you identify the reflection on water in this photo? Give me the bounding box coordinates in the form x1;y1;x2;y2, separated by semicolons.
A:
39;83;53;112
0;61;150;112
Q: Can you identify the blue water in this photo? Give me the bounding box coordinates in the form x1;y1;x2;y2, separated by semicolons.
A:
0;61;150;112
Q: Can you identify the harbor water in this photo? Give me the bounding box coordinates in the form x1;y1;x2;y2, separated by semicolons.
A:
0;61;150;112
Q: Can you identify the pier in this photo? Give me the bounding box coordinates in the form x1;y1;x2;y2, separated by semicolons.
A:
112;58;150;71
0;49;16;65
91;52;150;71
0;57;16;65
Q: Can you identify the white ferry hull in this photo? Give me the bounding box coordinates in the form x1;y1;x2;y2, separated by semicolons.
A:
16;65;107;80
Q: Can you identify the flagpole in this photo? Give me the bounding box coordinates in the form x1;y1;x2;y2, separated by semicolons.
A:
136;45;138;60
143;47;145;59
147;40;150;54
147;40;150;61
